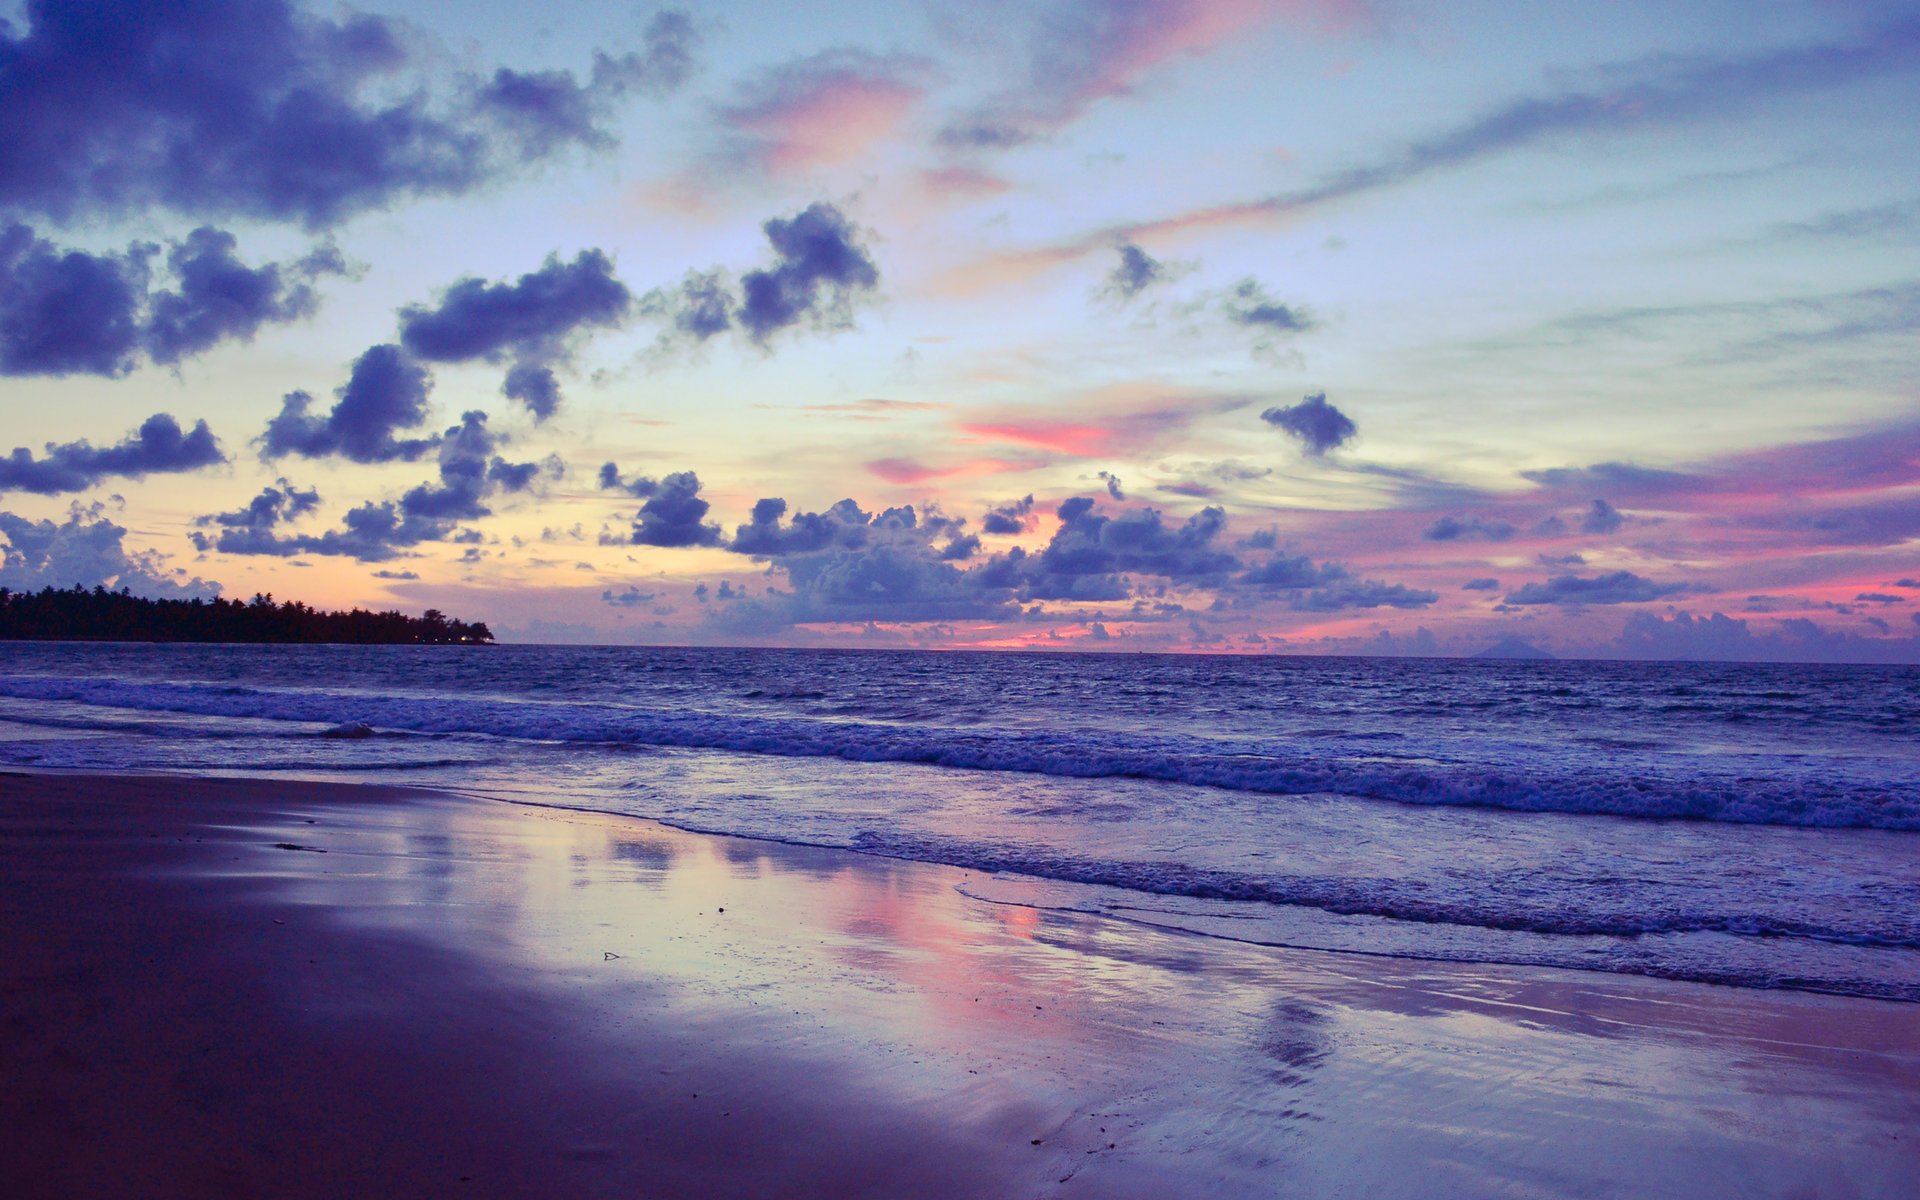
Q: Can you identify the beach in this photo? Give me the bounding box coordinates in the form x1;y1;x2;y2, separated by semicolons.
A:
4;771;1916;1199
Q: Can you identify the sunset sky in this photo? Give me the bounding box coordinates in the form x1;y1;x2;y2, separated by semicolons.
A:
2;0;1917;658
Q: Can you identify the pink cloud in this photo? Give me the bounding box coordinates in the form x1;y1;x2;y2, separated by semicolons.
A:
865;456;1021;485
723;51;926;175
945;0;1368;145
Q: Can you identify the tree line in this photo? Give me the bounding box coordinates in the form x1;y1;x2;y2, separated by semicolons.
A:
0;586;493;644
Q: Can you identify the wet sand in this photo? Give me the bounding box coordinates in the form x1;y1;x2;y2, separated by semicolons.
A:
2;771;1916;1198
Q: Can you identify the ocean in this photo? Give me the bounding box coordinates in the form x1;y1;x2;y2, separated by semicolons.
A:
2;642;1916;1001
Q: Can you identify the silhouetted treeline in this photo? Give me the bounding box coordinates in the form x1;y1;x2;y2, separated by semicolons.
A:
0;586;493;645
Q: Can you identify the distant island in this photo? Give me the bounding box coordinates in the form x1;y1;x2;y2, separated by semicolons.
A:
0;586;493;645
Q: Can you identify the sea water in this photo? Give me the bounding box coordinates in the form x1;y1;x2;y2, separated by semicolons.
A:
2;642;1915;1000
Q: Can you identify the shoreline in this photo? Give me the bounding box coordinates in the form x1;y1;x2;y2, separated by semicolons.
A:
4;770;1918;1197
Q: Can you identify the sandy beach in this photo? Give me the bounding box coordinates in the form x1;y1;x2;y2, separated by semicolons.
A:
3;771;1916;1199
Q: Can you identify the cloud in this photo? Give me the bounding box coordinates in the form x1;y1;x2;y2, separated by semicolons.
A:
0;224;148;375
207;411;551;560
738;203;881;343
730;496;871;556
602;585;657;608
1261;392;1356;456
938;0;1362;147
1024;496;1238;598
1102;242;1168;302
629;471;723;547
1503;570;1691;606
599;462;662;497
259;344;438;463
475;12;697;156
1290;579;1438;611
396;411;555;522
716;49;925;175
0;412;226;495
0;0;696;229
1462;577;1501;591
501;363;561;421
643;202;880;347
951;16;1920;278
1423;515;1516;542
981;494;1036;535
1097;470;1126;500
196;479;319;530
1238;553;1345;589
1615;610;1918;665
1579;498;1625;535
145;230;346;365
0;224;344;377
0;502;218;598
1220;278;1312;333
398;249;631;419
712;499;1016;629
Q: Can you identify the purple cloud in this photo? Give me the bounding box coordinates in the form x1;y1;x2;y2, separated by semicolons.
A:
1262;393;1357;456
0;413;225;495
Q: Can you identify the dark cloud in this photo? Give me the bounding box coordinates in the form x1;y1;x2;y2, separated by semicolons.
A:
598;462;660;497
197;479;320;530
208;411;551;561
1025;496;1238;599
1097;470;1126;501
1504;571;1691;606
1462;577;1501;591
1261;392;1356;456
730;496;868;556
1423;515;1516;542
1290;579;1439;612
398;250;631;419
981;494;1035;535
1616;610;1920;665
397;411;553;522
1580;498;1625;535
1238;554;1345;590
0;224;148;375
1;224;343;377
259;344;438;463
146;230;345;365
630;471;723;547
1520;461;1698;498
400;251;630;360
1;502;218;598
502;363;561;421
645;203;879;348
738;204;880;343
0;0;697;229
1102;243;1166;302
709;490;1444;632
601;585;656;608
0;412;225;495
476;12;697;156
1222;278;1312;333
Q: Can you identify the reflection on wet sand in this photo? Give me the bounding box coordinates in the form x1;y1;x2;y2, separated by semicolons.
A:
213;786;1920;1199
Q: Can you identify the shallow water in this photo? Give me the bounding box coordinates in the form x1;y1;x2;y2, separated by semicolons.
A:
2;642;1916;999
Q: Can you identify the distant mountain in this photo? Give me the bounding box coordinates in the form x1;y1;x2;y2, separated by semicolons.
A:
1474;636;1555;660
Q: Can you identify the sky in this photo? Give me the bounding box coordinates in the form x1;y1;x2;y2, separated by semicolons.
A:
1;0;1917;660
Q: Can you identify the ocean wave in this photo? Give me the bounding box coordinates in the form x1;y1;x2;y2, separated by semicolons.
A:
2;672;1916;830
